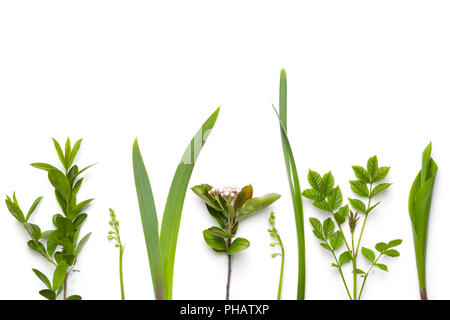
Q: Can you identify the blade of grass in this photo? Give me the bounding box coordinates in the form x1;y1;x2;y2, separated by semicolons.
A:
160;107;220;299
133;107;220;300
132;140;166;300
272;69;306;300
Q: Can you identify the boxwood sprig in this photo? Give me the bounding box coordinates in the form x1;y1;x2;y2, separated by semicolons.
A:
5;138;94;300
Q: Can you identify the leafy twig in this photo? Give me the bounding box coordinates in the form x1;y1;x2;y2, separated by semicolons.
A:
192;184;280;299
5;138;93;300
303;156;401;299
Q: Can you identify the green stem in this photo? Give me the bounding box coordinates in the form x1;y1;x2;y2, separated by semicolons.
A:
357;253;382;300
119;247;125;300
329;244;352;299
355;183;373;256
352;232;357;300
277;247;285;300
413;231;427;300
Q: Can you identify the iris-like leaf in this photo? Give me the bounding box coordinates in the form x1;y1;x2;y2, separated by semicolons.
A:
408;142;437;300
133;107;219;300
273;69;306;300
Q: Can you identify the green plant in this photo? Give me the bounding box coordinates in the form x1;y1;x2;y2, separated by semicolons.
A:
192;184;280;299
409;142;438;300
5;138;93;300
272;69;306;299
302;156;401;299
108;208;125;300
133;107;219;300
268;212;285;300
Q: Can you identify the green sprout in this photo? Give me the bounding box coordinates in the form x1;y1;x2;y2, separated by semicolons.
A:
268;212;285;300
409;142;438;300
108;208;125;300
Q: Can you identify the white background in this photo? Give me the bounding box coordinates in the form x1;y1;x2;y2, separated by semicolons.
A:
0;1;449;300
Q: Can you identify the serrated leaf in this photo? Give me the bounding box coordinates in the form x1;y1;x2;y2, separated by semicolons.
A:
329;231;344;250
323;218;335;239
307;170;322;192
371;183;392;197
375;263;388;271
387;239;402;248
367;156;378;179
384;249;400;257
321;172;334;196
302;188;323;201
355;268;366;275
313;230;325;241
348;198;366;213
352;166;371;183
320;242;332;251
366;201;380;214
309;217;322;233
350;180;370;197
312;200;331;212
373;166;390;182
375;242;388;252
327;186;343;210
334;205;349;225
339;251;352;265
361;247;375;262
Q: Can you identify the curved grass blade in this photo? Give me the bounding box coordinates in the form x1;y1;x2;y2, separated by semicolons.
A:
272;69;306;300
133;107;220;300
408;142;438;300
160;107;220;299
133;140;166;300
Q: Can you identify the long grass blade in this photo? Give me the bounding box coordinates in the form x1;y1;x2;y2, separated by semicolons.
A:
160;107;220;299
273;69;306;300
132;140;166;299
